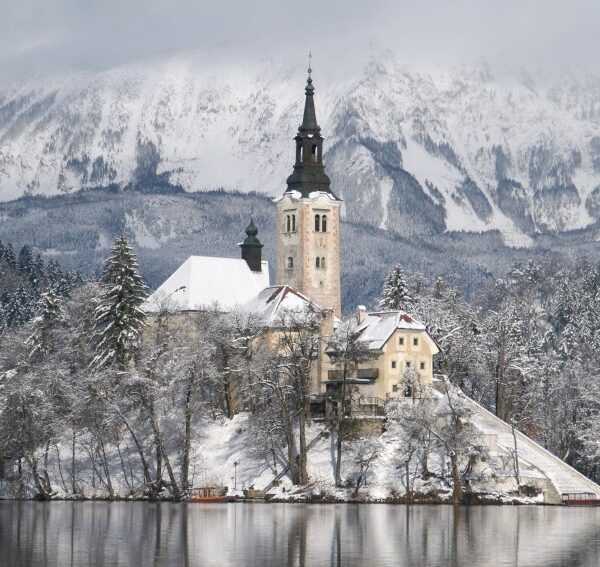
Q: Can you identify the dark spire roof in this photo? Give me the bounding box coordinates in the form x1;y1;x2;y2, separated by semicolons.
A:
241;218;262;248
285;58;338;199
301;57;319;132
239;217;263;272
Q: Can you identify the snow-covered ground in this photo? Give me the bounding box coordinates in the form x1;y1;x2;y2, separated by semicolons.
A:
5;382;597;505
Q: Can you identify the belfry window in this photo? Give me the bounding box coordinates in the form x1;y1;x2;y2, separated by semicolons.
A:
286;215;291;233
321;215;327;232
287;257;294;269
311;144;317;161
316;257;320;269
315;214;320;232
291;214;296;232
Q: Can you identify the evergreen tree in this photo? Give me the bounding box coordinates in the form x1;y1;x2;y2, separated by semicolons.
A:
91;235;148;370
17;245;34;275
378;264;413;311
26;289;63;361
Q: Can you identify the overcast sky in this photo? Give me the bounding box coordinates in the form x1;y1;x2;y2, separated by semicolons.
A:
1;1;600;80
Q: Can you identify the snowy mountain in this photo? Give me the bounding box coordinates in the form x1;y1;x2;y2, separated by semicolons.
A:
3;53;600;245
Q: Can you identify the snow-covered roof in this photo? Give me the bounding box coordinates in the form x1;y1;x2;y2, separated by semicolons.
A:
355;311;437;351
241;285;322;327
144;256;270;313
273;190;341;203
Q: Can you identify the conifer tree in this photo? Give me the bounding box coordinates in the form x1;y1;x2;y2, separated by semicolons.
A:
91;235;148;370
26;289;63;361
379;264;413;311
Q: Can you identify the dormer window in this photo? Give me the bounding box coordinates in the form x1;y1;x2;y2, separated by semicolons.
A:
287;257;294;269
315;214;321;232
399;337;405;346
413;337;419;347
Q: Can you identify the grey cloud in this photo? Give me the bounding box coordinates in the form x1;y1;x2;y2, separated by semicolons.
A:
1;0;600;80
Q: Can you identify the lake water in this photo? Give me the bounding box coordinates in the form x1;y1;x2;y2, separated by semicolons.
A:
1;502;600;566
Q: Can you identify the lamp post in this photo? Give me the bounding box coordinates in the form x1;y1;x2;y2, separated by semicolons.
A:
233;461;239;490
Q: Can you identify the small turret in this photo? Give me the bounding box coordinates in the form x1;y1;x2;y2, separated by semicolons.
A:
239;218;263;272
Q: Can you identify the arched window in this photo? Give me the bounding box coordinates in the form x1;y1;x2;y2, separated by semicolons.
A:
287;257;294;269
311;144;317;160
314;214;320;232
292;214;296;232
315;257;320;269
286;215;291;233
321;257;326;269
321;215;327;232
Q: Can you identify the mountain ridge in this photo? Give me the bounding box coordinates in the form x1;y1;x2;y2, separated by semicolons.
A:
3;53;600;245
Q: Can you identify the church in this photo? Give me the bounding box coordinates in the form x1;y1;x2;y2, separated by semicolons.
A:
146;65;439;404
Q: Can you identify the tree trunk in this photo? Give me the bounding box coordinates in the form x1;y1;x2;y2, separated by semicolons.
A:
181;376;194;494
71;431;77;495
511;421;521;490
116;442;132;491
298;411;308;485
119;415;152;486
54;444;68;493
450;453;462;505
97;437;114;499
148;410;181;500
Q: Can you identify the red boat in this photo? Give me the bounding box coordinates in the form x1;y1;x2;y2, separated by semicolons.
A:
190;486;229;502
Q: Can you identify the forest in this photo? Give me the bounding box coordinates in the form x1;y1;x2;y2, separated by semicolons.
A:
0;235;599;501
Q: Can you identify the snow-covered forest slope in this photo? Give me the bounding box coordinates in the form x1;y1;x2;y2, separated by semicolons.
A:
2;188;598;309
3;54;600;244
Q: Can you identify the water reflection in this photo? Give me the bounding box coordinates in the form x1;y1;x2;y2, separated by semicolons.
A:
1;502;599;567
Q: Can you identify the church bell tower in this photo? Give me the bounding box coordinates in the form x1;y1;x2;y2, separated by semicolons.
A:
275;61;342;317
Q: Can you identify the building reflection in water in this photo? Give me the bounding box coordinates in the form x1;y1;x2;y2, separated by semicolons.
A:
1;502;600;567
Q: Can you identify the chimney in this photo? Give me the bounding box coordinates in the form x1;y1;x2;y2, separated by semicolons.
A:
357;305;367;324
239;218;263;272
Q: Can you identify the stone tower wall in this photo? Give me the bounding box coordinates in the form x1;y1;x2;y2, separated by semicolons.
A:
276;193;342;317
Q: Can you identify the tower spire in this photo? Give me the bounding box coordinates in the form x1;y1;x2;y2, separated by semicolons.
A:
301;51;318;132
285;56;335;197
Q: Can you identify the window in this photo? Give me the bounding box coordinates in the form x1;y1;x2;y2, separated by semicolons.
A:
391;361;397;369
399;337;405;346
315;214;320;232
291;214;296;232
321;257;326;269
393;384;399;393
311;144;317;159
413;337;419;347
316;257;320;269
322;215;327;232
405;361;411;368
287;257;294;269
286;215;291;233
299;146;303;161
404;384;413;398
420;362;426;370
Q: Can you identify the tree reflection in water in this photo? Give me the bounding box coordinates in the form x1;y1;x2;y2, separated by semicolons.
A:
1;502;600;567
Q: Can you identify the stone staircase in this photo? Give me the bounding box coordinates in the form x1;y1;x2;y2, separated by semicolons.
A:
459;391;600;504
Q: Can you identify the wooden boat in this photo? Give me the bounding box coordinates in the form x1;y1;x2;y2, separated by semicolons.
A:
190;486;229;502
